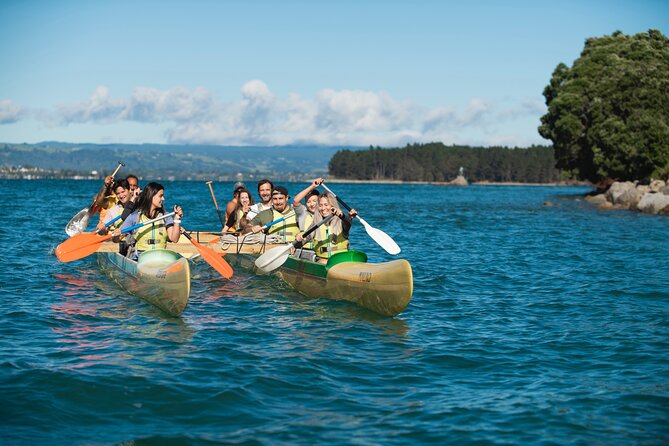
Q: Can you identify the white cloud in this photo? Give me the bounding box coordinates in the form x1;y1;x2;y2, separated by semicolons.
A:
54;85;217;125
0;99;26;124
9;81;546;147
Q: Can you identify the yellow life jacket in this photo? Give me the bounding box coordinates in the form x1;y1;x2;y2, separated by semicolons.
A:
313;224;349;259
234;208;248;231
135;213;168;252
304;213;314;249
269;208;299;243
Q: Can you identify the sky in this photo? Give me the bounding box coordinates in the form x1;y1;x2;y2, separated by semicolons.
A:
0;0;667;148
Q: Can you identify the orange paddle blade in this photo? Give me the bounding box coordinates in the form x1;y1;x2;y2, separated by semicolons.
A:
56;232;113;262
191;238;233;279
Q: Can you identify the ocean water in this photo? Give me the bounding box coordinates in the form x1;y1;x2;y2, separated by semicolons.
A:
1;179;667;445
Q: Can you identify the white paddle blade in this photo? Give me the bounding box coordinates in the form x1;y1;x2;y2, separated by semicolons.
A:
65;208;91;237
254;245;292;274
358;217;401;255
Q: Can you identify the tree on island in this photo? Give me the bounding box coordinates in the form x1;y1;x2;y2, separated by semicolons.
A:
538;29;669;185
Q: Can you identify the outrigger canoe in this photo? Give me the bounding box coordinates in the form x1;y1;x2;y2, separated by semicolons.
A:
97;249;190;317
96;232;413;317
272;250;412;317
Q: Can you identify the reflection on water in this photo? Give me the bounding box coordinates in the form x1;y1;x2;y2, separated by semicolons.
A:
50;272;195;373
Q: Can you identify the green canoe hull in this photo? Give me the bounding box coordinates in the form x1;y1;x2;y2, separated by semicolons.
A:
231;250;413;317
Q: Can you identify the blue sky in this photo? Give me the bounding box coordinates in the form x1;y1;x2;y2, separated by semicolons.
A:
1;0;667;147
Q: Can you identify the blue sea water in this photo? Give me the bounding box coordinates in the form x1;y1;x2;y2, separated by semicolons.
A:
1;179;668;445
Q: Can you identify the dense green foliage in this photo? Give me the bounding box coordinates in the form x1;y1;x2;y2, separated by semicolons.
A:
329;143;561;183
539;29;669;182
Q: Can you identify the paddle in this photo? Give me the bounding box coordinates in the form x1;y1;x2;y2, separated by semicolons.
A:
65;161;125;237
254;214;334;274
180;229;234;279
203;212;297;247
56;212;175;263
98;214;122;231
205;180;226;228
320;184;401;255
254;211;296;233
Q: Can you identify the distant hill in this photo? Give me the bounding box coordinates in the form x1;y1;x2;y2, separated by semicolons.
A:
0;142;365;180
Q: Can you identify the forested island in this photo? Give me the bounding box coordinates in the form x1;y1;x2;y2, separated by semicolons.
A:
329;143;561;183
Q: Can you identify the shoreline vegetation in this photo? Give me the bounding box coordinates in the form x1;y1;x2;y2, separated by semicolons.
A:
0;167;589;187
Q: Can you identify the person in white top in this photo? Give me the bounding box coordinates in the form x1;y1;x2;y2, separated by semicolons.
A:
247;178;273;220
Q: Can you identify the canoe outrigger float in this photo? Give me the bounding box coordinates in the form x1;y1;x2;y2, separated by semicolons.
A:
97;249;191;317
96;232;414;317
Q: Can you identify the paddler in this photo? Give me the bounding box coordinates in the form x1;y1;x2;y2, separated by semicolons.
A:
246;185;298;243
292;178;322;231
96;179;131;233
92;174;121;226
247;179;274;220
96;179;132;255
112;182;184;260
222;188;254;233
295;192;357;264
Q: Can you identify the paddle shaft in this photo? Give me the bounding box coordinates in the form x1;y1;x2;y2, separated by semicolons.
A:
299;213;334;242
254;214;334;273
259;212;296;232
56;212;175;262
88;161;125;213
110;161;124;179
99;214;122;231
320;183;353;212
206;181;226;228
320;183;401;255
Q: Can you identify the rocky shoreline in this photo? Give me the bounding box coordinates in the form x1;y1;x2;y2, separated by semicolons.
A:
585;180;669;215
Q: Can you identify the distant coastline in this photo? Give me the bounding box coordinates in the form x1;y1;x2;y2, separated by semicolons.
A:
326;178;592;187
0;171;591;188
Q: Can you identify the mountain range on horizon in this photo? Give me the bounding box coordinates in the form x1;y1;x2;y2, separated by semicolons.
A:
1;141;367;180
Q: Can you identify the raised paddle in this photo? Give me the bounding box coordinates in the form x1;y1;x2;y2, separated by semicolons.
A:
56;212;175;263
320;183;401;255
205;181;226;228
254;214;334;274
180;229;234;279
65;161;125;237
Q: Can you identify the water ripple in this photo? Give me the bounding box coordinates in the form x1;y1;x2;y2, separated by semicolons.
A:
1;181;668;445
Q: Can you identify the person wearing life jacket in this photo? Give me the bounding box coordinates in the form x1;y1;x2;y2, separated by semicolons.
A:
247;185;298;243
296;192;357;264
222;188;254;233
293;178;322;231
112;182;184;261
247;179;274;221
96;178;131;235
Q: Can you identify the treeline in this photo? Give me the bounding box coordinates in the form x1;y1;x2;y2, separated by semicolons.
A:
328;143;562;183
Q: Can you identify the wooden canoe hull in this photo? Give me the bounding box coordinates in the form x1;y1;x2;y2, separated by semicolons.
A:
96;249;191;317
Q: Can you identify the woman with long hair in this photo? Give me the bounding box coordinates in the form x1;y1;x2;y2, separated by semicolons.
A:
113;182;184;260
222;188;254;233
296;192;357;263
